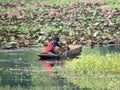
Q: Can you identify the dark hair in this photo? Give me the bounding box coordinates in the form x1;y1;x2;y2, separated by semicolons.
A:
52;35;59;41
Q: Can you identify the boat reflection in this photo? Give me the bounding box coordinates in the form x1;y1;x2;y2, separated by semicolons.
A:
44;60;63;76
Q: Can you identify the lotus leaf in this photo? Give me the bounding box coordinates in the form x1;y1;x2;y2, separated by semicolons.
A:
0;1;120;48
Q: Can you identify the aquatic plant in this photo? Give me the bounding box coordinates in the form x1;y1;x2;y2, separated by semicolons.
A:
0;1;120;48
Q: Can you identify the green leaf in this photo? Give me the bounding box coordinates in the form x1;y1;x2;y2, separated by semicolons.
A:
93;31;103;37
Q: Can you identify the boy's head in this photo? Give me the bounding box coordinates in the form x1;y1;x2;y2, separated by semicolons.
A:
52;35;59;42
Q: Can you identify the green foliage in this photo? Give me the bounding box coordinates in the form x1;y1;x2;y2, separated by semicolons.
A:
0;0;119;5
65;53;120;76
0;1;120;48
64;52;120;88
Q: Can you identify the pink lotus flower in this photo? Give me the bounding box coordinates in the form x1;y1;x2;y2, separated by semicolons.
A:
106;18;112;23
106;11;113;18
19;14;29;18
51;8;56;11
65;22;71;26
23;14;29;17
84;1;93;6
7;2;11;4
12;9;17;13
86;8;91;12
36;14;40;17
0;14;5;18
49;11;55;16
20;1;25;5
112;9;117;13
0;6;6;10
45;23;49;26
66;14;74;19
8;14;15;18
31;2;36;6
32;21;39;25
18;6;24;11
101;7;110;13
45;15;49;18
69;2;74;7
40;2;45;7
97;0;104;4
92;15;95;19
57;13;65;19
66;15;70;19
70;9;75;13
70;14;74;18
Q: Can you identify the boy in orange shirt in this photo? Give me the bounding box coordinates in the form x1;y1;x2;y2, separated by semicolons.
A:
46;35;62;54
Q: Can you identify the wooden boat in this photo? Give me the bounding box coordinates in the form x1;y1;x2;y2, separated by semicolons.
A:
38;45;82;60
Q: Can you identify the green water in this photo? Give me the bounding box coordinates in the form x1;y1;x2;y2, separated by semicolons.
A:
0;49;80;90
0;48;120;90
82;46;120;55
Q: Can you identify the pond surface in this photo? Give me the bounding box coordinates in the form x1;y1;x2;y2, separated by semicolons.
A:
0;47;120;90
82;46;120;55
0;48;80;90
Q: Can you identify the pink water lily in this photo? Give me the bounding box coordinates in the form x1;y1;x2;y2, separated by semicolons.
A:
0;6;6;10
23;14;29;17
86;8;91;12
20;1;25;5
18;6;24;11
8;14;15;18
106;11;113;18
106;18;112;23
19;14;29;18
36;14;40;17
101;7;110;13
40;2;45;7
70;9;75;13
65;22;71;26
45;22;49;26
49;11;55;16
92;15;95;19
0;14;5;18
66;14;74;19
84;1;93;6
57;13;65;19
97;0;104;4
0;1;119;49
69;2;75;7
112;9;117;13
45;15;49;18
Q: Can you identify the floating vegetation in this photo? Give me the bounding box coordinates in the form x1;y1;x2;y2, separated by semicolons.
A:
0;1;120;49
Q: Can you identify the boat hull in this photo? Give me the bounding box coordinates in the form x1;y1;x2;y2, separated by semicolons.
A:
38;45;82;60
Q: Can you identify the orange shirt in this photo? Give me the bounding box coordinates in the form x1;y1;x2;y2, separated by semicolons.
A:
46;41;61;53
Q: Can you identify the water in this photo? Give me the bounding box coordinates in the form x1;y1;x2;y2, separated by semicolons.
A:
82;46;120;55
0;48;120;90
0;48;80;90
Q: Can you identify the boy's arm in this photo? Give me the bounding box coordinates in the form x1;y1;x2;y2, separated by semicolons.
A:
56;43;62;48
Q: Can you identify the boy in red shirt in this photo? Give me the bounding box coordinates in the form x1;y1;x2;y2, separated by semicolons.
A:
45;35;62;76
46;35;62;54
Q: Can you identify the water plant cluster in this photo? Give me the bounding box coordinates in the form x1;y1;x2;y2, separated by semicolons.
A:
64;53;120;88
0;1;120;48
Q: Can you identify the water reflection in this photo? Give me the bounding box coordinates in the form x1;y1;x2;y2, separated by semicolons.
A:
0;49;120;89
0;49;66;89
0;67;32;87
0;50;39;88
44;60;64;76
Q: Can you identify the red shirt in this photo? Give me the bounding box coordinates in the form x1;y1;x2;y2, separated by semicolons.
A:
46;41;61;53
